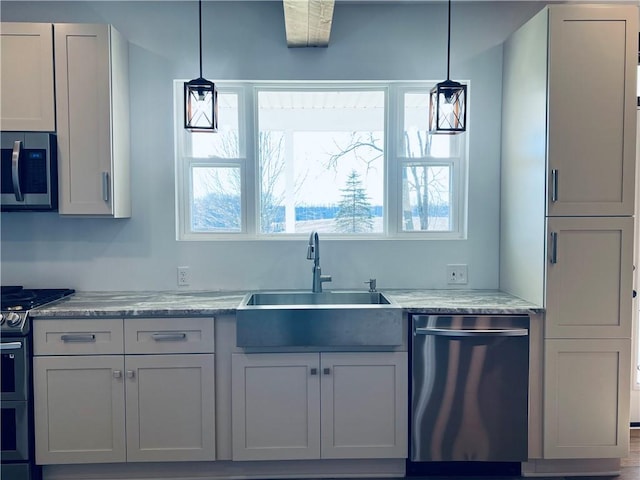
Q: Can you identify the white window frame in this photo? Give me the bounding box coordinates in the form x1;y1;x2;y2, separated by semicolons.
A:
390;84;468;239
174;80;468;240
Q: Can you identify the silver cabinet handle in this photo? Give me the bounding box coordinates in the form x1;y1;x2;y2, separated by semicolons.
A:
11;140;24;202
414;327;528;337
310;368;318;375
102;172;110;202
323;368;331;375
550;231;558;264
126;370;135;379
113;370;122;379
0;341;23;351
551;169;559;202
151;332;187;342
61;334;96;343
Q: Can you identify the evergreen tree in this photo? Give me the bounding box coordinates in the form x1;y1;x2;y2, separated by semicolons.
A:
335;170;374;233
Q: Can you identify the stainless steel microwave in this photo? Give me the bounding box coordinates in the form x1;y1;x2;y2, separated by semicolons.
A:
1;132;57;211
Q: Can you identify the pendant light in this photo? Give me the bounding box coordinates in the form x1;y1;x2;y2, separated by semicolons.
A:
184;0;218;132
429;0;467;134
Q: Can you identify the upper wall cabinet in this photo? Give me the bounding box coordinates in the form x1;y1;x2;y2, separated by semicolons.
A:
546;6;637;216
0;23;56;132
54;23;131;217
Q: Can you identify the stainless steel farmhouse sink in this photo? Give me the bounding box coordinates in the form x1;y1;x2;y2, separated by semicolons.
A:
243;291;392;306
236;290;403;347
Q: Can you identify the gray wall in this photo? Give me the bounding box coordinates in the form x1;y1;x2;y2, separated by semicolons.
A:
0;1;543;292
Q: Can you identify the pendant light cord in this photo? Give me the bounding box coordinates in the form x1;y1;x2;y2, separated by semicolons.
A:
446;0;451;80
198;0;203;79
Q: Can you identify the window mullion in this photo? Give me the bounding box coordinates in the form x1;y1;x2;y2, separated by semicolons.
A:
244;85;257;235
386;84;399;236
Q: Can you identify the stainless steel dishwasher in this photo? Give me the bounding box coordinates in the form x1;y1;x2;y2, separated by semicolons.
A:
408;314;529;476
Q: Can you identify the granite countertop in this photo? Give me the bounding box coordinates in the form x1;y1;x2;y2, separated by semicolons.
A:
29;289;542;318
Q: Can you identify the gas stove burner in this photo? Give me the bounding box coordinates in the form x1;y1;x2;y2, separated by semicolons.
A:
3;289;38;303
1;287;75;311
1;287;75;335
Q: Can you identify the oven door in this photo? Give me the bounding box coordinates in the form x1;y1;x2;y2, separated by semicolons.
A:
1;338;28;401
1;400;30;461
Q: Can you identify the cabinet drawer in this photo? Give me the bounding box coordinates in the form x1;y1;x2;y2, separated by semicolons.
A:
33;319;124;356
124;318;215;354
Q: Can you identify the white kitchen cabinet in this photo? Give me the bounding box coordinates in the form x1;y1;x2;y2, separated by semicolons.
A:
501;4;638;305
544;339;631;459
54;23;130;217
34;355;126;464
231;353;320;460
125;354;216;462
545;217;634;339
0;23;55;132
546;6;636;217
33;318;215;464
320;352;407;459
231;351;407;461
500;4;637;466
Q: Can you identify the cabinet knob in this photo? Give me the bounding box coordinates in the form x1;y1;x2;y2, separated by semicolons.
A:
310;368;318;376
113;370;122;379
323;368;331;375
126;370;135;379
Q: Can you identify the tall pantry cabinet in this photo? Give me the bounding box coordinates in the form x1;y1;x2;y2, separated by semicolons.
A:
500;3;637;464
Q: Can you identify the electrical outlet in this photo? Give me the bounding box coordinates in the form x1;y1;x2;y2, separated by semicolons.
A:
177;266;190;286
447;264;468;285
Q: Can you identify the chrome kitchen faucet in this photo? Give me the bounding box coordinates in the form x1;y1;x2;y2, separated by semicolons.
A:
307;231;332;293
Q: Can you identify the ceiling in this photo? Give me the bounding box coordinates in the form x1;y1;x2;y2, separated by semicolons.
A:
280;0;638;48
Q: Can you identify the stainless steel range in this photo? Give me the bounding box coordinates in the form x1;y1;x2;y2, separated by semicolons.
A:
1;286;74;480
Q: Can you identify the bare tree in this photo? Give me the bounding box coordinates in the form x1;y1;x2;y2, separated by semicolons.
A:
191;130;292;232
259;131;286;232
325;132;383;175
325;130;449;231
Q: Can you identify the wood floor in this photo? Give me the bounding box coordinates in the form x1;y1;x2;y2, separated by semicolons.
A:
543;429;639;480
617;429;640;479
404;430;640;480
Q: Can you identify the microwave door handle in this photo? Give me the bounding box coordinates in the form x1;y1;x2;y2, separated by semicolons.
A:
11;140;24;202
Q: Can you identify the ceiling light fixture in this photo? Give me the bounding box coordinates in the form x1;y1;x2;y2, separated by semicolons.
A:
184;0;218;132
429;0;467;134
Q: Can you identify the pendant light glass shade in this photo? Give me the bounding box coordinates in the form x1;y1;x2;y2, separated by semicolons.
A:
429;0;467;135
185;78;218;132
184;0;218;132
429;79;467;134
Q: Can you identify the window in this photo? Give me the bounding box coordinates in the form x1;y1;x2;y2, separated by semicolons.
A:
258;89;385;234
399;91;465;233
175;82;468;240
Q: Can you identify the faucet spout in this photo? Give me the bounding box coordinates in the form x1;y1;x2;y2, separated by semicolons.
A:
307;231;331;293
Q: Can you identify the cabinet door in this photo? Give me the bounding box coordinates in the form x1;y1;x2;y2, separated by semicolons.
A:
544;339;631;458
0;23;55;131
125;354;215;462
33;355;126;464
54;24;130;217
320;352;407;459
547;6;637;216
546;217;634;338
231;353;320;460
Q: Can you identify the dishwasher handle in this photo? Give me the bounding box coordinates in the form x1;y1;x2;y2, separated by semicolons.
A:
414;327;528;337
